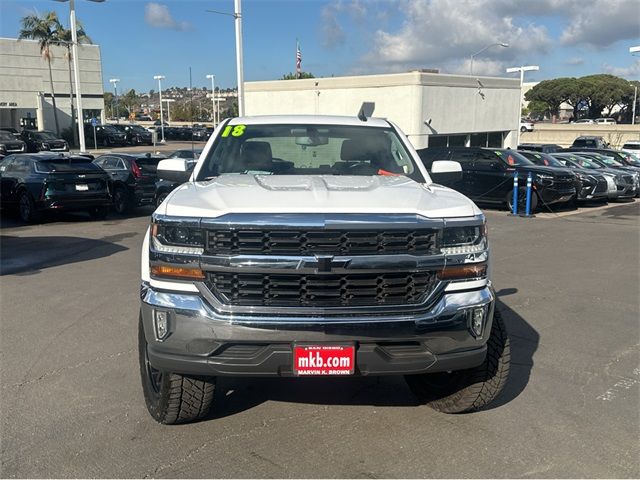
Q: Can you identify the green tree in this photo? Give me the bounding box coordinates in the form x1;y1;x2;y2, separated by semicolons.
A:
281;71;315;80
19;11;63;135
524;78;573;117
54;20;91;147
580;74;633;118
122;89;139;115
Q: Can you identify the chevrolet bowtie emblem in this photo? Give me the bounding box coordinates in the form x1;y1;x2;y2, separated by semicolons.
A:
316;256;333;273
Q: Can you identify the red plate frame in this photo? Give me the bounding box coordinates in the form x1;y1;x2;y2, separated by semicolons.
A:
293;344;355;376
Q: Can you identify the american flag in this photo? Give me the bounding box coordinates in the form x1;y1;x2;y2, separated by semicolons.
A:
296;40;302;78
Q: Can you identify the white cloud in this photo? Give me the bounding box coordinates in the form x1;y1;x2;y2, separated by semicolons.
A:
356;0;550;76
144;2;192;31
320;4;346;49
602;59;640;79
342;0;639;76
560;0;640;47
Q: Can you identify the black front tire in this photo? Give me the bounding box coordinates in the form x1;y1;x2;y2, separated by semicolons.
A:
155;191;169;208
113;187;133;214
405;309;510;413
506;187;538;213
138;315;215;424
520;126;527;133
18;191;40;223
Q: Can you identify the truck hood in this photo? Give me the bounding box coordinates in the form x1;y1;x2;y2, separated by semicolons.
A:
159;174;481;219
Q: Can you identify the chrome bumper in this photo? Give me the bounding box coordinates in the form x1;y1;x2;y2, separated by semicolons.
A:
140;283;495;377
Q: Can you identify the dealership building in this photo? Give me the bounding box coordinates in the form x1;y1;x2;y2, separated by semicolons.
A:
0;37;105;133
245;71;522;149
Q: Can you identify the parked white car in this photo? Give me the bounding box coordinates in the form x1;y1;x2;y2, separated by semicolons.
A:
595;118;617;125
574;118;596;124
520;119;534;132
621;141;640;155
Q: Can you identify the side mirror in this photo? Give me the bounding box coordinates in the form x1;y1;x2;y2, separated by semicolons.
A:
430;160;462;183
157;158;192;183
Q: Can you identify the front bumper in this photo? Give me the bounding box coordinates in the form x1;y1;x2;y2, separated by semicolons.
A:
537;185;576;205
140;283;494;377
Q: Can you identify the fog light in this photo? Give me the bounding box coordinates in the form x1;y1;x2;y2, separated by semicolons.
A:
154;310;170;341
470;307;486;338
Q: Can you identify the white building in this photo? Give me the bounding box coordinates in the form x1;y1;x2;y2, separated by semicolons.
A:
245;71;522;149
0;37;105;134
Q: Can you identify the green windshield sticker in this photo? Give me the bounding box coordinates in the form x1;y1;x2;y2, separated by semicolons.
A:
221;124;246;137
495;151;502;156
535;154;541;158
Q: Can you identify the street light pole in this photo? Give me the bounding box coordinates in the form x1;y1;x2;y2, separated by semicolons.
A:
163;98;175;125
630;46;639;125
470;42;509;75
109;78;119;123
206;74;216;124
56;0;105;151
154;75;165;143
506;65;540;146
204;1;244;117
234;0;245;116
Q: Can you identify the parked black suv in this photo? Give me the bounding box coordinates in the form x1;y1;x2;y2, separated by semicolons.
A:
21;130;69;153
517;143;562;153
417;147;576;212
518;150;608;203
0;153;111;222
570;136;609;149
0;130;26;157
93;153;167;213
112;124;153;146
86;124;127;148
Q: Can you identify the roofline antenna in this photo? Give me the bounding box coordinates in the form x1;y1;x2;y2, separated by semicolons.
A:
357;102;375;121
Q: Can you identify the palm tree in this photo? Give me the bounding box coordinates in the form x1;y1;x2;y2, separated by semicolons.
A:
55;21;92;147
19;11;63;135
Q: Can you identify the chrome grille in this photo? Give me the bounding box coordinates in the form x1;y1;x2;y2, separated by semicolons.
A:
206;229;439;256
206;271;438;307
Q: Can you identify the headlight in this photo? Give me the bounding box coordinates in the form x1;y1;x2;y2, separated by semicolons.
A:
41;142;50;149
0;145;6;153
151;222;204;255
441;223;487;255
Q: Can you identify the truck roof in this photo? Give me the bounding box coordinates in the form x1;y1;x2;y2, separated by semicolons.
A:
227;115;391;128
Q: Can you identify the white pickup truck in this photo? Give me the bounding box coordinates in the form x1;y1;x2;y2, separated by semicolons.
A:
139;114;509;424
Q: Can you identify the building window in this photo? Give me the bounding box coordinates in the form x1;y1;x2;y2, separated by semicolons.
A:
488;131;504;147
448;135;467;147
470;133;487;147
428;135;447;147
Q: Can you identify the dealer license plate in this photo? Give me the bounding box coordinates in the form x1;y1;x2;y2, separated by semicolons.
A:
293;345;355;376
75;184;89;191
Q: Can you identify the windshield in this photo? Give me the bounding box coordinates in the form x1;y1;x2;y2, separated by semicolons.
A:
35;131;59;140
130;125;148;133
494;150;533;166
521;151;563;167
597;156;623;167
102;126;120;133
571;157;600;169
0;132;15;141
196;123;423;181
35;157;93;172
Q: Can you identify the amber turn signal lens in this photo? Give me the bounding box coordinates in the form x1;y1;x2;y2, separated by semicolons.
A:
438;262;487;280
151;265;205;280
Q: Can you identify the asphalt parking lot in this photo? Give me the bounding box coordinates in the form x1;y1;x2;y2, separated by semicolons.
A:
1;201;638;478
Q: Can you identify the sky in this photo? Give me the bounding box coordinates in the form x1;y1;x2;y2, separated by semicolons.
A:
1;0;638;95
